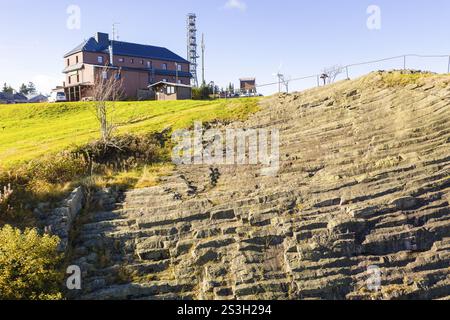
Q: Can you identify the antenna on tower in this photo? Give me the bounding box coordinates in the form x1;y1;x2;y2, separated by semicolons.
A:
110;23;120;66
112;23;120;41
187;13;199;87
201;33;205;85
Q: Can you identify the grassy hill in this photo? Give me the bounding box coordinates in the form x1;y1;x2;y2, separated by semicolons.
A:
0;98;259;167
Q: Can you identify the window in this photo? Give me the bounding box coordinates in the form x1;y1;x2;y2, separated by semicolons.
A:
147;61;152;69
67;59;70;67
76;56;79;64
167;86;175;94
177;64;182;72
118;58;124;63
98;56;104;64
102;71;108;80
177;80;182;84
162;78;167;82
77;74;80;83
130;59;134;64
162;63;167;70
141;60;144;65
68;76;71;84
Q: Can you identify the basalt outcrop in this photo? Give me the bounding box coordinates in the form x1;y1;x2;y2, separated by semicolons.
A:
70;72;450;300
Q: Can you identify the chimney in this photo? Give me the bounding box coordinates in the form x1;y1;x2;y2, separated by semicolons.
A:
95;32;109;48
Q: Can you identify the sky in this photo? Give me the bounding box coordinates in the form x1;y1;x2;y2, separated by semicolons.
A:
1;0;450;95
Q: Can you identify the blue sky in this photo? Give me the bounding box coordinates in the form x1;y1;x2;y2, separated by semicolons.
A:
1;0;450;95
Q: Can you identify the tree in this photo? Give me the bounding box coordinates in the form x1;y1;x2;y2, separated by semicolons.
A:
27;82;37;95
321;65;344;85
19;83;29;95
228;83;235;94
0;225;63;300
192;84;211;100
92;68;124;143
2;83;14;94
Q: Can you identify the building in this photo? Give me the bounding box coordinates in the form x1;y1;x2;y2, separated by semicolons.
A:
149;81;192;101
240;78;256;94
0;92;28;104
26;94;48;103
62;32;192;101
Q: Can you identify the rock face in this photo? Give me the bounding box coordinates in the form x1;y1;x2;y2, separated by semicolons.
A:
43;187;85;252
70;72;450;300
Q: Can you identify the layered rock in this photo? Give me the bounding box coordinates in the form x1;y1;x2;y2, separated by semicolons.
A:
70;72;450;300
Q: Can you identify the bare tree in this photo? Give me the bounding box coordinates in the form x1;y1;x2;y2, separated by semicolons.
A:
321;65;344;85
92;67;124;143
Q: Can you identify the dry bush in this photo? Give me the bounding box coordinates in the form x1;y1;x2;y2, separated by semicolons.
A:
0;184;13;216
73;132;168;172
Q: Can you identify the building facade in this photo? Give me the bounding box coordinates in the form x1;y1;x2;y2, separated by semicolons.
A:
240;78;257;94
62;32;191;101
149;81;192;101
0;92;28;104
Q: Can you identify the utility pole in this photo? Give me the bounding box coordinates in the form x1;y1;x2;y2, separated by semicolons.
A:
201;33;205;86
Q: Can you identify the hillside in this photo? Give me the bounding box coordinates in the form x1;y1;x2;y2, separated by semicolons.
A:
68;71;450;300
0;99;259;166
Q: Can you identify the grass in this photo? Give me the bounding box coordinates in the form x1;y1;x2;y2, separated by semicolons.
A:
0;98;260;167
0;98;260;228
83;163;176;191
379;71;434;87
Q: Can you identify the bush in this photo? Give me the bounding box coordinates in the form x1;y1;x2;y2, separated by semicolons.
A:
24;153;88;185
192;85;211;100
72;132;167;171
0;225;63;300
0;153;89;220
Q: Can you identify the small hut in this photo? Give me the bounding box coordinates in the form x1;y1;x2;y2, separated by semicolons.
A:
148;81;192;101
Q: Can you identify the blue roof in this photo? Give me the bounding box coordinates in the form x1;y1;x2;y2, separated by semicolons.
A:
64;35;189;64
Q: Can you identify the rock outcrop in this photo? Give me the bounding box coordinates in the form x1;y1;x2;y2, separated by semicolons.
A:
70;72;450;300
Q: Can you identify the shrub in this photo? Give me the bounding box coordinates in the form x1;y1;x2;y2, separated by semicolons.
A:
192;85;211;100
0;225;63;300
24;153;88;184
72;132;167;171
0;153;88;219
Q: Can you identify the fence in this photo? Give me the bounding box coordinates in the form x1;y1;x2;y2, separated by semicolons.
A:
254;54;450;94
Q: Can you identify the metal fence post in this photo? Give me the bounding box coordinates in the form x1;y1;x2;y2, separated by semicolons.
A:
448;56;450;74
403;55;407;70
346;66;350;80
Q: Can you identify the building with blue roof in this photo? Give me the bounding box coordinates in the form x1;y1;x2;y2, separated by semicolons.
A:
62;32;192;101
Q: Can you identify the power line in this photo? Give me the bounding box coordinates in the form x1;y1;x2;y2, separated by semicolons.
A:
255;53;450;90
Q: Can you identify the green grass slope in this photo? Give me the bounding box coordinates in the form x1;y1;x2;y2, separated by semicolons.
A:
0;99;260;167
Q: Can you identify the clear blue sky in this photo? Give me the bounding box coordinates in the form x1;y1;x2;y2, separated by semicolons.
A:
1;0;450;95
